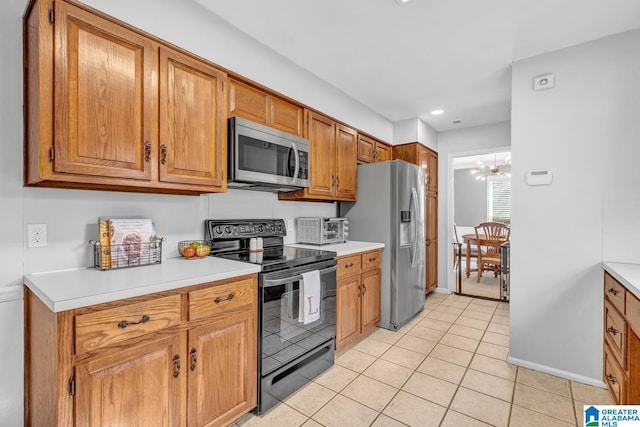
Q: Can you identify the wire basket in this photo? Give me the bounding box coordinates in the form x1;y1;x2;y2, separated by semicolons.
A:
89;237;165;271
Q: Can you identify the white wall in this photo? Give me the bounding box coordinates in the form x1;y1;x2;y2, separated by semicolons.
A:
510;29;640;384
393;117;438;149
436;121;511;293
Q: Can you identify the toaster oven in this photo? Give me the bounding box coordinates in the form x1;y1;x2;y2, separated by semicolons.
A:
296;217;348;245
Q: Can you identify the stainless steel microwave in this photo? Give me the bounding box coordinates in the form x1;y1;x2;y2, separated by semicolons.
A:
227;117;310;192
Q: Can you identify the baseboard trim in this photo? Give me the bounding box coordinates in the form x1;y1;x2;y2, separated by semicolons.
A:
507;355;606;389
0;285;23;304
433;287;452;295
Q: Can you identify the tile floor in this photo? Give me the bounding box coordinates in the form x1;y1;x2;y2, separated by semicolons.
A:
232;292;613;427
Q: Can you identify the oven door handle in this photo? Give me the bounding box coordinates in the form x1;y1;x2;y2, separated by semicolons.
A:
262;265;337;288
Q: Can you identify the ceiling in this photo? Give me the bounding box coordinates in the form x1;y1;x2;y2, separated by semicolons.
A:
452;151;511;170
193;0;640;132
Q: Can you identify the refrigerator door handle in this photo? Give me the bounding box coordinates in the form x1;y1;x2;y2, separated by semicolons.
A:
409;187;419;269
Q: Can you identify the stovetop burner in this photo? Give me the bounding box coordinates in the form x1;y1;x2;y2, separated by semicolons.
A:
205;219;336;272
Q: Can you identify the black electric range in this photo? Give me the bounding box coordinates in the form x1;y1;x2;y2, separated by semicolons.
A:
204;218;338;414
205;218;336;272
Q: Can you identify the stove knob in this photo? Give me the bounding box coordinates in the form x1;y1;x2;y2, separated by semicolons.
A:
277;223;283;232
257;225;264;232
270;224;276;232
225;226;231;234
215;226;222;235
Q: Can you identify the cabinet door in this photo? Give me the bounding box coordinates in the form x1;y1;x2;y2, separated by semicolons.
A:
159;47;226;189
427;150;438;192
54;2;156;180
75;334;186;427
357;135;376;163
336;275;362;351
270;97;303;137
361;269;381;333
417;147;429;186
306;111;336;197
228;79;268;124
335;124;357;200
376;143;392;162
188;311;257;427
426;192;438;293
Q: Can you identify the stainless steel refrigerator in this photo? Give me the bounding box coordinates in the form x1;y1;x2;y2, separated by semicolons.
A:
340;160;426;330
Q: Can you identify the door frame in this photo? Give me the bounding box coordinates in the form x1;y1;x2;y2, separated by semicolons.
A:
445;145;511;294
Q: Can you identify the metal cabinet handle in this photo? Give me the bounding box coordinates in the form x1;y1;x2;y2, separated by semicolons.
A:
362;284;367;295
160;144;167;165
144;141;151;162
189;348;197;371
606;373;617;384
345;262;354;268
172;355;181;378
336;176;340;188
369;257;376;262
608;288;620;296
357;286;362;297
118;314;150;329
214;293;234;304
607;326;619;336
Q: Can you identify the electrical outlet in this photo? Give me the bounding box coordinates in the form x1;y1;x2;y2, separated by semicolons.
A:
27;223;47;248
287;219;295;232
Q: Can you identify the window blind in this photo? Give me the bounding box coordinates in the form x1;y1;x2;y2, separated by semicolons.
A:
488;176;511;223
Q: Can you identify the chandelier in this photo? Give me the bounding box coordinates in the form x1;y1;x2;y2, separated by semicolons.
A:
470;154;511;181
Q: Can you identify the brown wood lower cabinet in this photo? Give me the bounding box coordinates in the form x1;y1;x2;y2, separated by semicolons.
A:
24;274;258;427
603;271;640;404
336;249;382;351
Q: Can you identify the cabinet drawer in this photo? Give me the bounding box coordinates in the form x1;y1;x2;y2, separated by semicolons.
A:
605;273;626;314
626;290;640;337
604;343;627;404
75;294;181;354
337;254;361;278
361;250;381;271
604;300;626;368
189;278;255;321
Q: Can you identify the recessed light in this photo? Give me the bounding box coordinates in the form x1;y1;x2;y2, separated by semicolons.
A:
430;109;444;115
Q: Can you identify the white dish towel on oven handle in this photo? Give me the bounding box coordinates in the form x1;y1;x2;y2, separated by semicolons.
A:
298;270;321;324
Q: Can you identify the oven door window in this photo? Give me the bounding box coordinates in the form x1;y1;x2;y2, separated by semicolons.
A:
261;278;336;375
238;135;297;178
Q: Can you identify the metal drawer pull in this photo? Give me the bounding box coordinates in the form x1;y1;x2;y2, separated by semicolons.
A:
607;326;619;335
369;257;376;262
189;348;197;371
172;355;181;378
215;293;234;304
608;288;620;296
606;373;617;384
117;314;150;329
160;144;168;165
346;262;354;268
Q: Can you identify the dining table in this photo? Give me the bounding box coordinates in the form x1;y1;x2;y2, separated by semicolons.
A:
461;234;509;278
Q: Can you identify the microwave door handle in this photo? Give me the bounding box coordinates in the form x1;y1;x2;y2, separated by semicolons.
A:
291;143;300;181
263;265;337;288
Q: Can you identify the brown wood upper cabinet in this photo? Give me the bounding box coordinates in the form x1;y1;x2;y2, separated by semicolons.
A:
228;78;303;137
279;110;357;201
357;134;391;163
24;0;227;194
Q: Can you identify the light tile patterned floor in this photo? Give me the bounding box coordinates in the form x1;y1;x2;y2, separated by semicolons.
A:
232;292;613;427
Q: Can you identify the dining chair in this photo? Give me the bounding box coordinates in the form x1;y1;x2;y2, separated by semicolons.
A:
453;224;478;275
474;222;510;282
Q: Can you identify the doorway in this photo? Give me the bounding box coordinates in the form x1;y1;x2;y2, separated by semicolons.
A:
450;150;511;300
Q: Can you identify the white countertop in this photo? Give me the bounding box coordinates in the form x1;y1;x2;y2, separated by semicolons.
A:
288;240;385;257
602;262;640;300
24;257;261;312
